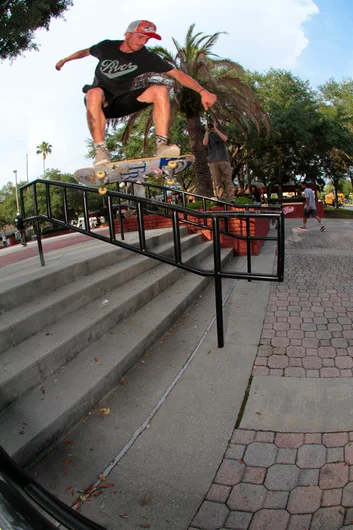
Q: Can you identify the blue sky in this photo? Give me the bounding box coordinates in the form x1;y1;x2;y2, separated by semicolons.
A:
1;0;353;189
294;0;353;88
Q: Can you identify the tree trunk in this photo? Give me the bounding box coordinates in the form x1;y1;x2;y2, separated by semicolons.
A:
334;183;339;209
186;115;213;197
238;167;245;193
277;163;283;200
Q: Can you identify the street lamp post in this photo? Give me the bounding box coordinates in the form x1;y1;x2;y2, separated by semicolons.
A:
13;169;19;212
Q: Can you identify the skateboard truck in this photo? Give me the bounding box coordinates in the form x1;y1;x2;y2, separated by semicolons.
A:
166;160;177;186
96;170;108;195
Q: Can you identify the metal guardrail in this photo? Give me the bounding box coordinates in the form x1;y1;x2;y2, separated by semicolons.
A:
19;178;285;348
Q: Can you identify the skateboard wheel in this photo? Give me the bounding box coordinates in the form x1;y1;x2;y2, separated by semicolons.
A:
166;178;175;186
96;170;106;179
98;186;107;195
168;161;178;169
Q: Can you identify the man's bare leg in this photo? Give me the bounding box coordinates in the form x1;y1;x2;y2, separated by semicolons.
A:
315;215;325;231
138;85;180;156
299;216;307;229
86;88;110;165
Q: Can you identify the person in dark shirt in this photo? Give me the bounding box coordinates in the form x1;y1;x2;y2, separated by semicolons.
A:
203;119;234;202
15;214;27;246
250;185;262;205
56;20;217;166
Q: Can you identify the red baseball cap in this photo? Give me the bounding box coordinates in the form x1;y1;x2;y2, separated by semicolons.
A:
125;20;162;40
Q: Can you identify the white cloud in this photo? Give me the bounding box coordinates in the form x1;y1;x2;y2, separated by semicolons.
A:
0;0;319;189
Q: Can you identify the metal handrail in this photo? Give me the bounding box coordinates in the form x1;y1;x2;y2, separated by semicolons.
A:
19;179;285;348
112;178;283;213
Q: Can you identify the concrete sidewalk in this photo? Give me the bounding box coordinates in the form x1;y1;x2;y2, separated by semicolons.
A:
191;218;353;530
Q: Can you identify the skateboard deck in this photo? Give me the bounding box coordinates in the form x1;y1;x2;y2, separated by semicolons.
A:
74;155;195;195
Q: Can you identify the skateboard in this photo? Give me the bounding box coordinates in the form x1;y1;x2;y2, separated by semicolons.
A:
74;155;195;195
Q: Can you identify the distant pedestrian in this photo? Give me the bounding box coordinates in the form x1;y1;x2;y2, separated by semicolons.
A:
250;185;262;205
299;183;325;231
15;213;28;246
2;232;7;247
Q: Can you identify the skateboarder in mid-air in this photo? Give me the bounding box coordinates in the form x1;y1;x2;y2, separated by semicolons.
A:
56;20;217;167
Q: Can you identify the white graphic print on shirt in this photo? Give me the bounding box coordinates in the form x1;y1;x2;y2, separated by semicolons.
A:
100;60;138;79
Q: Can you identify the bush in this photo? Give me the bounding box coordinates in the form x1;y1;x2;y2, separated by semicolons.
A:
186;200;215;209
267;197;304;204
233;196;252;205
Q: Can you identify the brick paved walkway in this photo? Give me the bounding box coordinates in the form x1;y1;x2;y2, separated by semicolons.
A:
190;222;353;530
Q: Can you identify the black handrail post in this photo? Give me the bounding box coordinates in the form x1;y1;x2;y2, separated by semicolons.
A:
82;191;90;232
45;182;52;219
136;201;146;252
246;216;252;281
213;216;224;348
31;182;45;266
107;195;116;242
62;187;69;225
277;212;285;281
172;210;181;264
35;219;45;267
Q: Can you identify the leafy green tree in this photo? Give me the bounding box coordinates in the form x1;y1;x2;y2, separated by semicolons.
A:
0;181;25;228
119;24;269;197
230;70;329;198
1;0;73;61
317;79;353;204
36;141;52;176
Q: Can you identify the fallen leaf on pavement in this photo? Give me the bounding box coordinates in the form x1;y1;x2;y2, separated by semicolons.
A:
141;490;152;506
100;408;111;416
99;483;114;489
63;459;72;466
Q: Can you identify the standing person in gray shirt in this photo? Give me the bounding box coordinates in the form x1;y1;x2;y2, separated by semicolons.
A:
299;183;325;231
203;119;235;202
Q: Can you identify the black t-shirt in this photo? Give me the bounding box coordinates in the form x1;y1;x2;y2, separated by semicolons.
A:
207;131;229;162
83;40;173;97
15;216;24;230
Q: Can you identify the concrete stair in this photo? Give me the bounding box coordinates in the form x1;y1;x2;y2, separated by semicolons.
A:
0;228;233;466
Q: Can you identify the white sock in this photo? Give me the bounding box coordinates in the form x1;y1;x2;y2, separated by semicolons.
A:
94;142;106;149
156;135;169;145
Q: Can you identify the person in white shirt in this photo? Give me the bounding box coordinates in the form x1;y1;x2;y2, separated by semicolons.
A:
299;183;325;232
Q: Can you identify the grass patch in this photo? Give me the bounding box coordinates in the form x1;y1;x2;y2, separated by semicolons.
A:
324;206;353;218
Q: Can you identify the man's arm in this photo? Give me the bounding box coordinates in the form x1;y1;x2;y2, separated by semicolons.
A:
55;48;91;71
303;190;310;210
213;126;228;143
167;69;217;110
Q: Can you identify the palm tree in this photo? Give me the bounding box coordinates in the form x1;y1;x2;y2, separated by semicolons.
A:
120;25;270;196
36;142;52;176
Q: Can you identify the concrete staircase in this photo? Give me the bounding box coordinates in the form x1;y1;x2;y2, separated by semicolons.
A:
0;228;233;467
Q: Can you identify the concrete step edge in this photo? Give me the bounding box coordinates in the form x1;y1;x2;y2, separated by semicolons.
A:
0;240;214;411
0;227;188;313
1;248;234;465
0;232;204;353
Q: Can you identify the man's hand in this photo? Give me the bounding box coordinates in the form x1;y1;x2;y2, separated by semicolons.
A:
200;90;217;110
55;59;66;71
